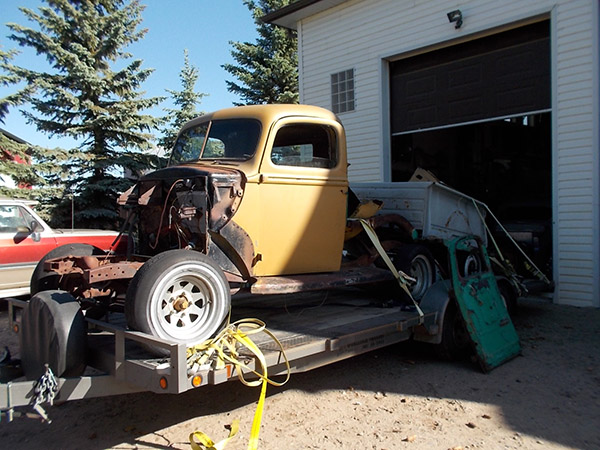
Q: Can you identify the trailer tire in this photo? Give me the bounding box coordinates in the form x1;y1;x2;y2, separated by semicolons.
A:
30;243;105;295
20;290;86;380
125;250;230;353
391;244;436;301
434;300;471;361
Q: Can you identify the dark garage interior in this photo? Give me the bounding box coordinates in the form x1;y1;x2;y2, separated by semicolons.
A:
389;21;553;278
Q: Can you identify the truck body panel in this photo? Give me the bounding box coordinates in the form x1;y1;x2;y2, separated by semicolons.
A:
351;182;488;245
236;115;348;275
2;105;524;419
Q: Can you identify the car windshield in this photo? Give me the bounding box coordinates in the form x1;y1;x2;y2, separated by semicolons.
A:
169;119;261;165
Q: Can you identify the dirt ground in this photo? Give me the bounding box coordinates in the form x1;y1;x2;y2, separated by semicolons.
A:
1;295;599;450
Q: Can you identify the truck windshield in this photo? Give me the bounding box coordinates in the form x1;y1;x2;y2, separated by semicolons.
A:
169;119;261;165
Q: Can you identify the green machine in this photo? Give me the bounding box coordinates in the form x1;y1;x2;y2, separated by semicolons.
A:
446;236;521;371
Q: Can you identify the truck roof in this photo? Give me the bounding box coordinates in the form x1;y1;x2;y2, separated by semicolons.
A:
182;104;341;129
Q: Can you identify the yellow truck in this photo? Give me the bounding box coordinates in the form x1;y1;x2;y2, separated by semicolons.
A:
27;104;444;352
1;105;519;419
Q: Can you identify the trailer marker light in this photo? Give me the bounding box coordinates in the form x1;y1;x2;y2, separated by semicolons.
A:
159;377;168;390
192;375;202;387
13;324;19;334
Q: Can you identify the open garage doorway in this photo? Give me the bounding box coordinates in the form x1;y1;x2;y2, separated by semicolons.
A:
389;20;552;280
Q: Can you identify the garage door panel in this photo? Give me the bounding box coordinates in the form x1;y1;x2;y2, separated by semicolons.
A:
391;21;550;133
408;106;438;130
447;96;485;122
448;62;483;87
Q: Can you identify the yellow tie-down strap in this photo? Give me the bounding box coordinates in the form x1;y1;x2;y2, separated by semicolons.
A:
187;319;291;450
358;218;425;321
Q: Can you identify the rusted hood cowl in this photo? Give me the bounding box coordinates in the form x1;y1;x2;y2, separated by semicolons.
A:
119;164;246;232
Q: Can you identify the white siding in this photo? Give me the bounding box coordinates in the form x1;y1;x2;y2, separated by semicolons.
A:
295;0;599;307
552;1;598;307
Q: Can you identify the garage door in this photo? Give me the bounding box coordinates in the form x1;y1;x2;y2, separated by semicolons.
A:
390;20;550;134
389;20;552;282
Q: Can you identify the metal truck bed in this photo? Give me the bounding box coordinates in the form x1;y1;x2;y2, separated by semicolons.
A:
351;181;488;245
1;289;436;414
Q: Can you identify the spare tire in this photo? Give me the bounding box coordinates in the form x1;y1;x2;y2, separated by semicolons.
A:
20;291;86;380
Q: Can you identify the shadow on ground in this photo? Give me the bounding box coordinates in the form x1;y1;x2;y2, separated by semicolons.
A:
1;297;598;449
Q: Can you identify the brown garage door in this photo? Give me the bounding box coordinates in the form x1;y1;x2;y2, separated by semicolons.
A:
390;20;550;134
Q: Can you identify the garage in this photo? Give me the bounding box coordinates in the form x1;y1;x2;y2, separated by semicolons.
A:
389;20;552;277
266;0;599;307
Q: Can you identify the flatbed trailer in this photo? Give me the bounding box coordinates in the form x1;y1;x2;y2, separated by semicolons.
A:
1;288;438;420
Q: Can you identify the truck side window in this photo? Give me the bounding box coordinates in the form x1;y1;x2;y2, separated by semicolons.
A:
271;124;337;168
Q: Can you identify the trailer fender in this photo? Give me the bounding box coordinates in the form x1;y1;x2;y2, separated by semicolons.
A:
412;280;451;344
20;290;86;380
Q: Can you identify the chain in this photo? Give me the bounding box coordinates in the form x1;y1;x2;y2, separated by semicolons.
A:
31;364;58;423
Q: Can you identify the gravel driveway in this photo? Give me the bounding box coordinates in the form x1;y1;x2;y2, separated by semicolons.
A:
1;296;598;450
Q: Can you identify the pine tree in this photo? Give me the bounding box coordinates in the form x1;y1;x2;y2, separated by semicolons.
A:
6;0;164;228
1;48;31;196
1;48;68;214
0;48;33;122
223;0;298;105
158;50;206;154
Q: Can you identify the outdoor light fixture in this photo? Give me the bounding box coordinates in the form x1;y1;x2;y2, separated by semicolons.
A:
447;9;463;29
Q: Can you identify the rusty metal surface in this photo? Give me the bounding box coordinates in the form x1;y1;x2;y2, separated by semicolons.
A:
209;220;255;278
119;165;248;257
44;255;146;299
370;213;416;238
84;261;144;284
133;166;246;233
249;267;395;295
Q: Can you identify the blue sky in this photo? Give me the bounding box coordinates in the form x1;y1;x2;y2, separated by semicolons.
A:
0;0;258;147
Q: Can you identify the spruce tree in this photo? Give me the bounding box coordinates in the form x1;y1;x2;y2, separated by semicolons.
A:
6;0;164;228
0;48;32;196
223;0;298;105
0;48;32;122
1;48;68;214
158;50;206;154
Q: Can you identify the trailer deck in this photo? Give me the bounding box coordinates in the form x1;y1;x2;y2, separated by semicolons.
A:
1;289;437;416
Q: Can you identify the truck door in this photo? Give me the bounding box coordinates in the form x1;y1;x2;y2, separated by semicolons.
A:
254;118;348;276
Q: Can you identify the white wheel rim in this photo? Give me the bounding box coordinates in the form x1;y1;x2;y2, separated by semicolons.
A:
148;262;229;343
409;254;433;300
464;254;481;276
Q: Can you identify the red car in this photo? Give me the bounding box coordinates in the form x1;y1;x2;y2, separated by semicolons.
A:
0;198;128;298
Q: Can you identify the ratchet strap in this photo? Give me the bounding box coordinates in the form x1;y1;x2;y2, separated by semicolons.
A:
358;218;424;320
190;420;239;450
187;319;291;450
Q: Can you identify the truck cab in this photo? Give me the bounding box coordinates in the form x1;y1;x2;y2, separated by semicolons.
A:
124;104;348;279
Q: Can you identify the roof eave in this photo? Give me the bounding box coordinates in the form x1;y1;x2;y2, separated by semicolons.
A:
262;0;349;30
0;128;28;145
